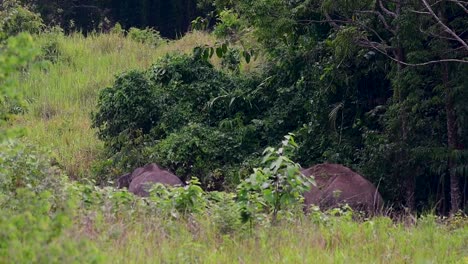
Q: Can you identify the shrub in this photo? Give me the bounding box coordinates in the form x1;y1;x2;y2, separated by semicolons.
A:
151;123;245;189
0;33;38;139
237;134;314;224
92;54;260;189
148;178;207;216
213;9;243;40
207;191;243;234
110;22;125;36
0;141;104;263
0;189;103;263
127;27;163;46
0;0;44;40
93;69;159;149
37;26;66;64
0;140;68;206
220;47;241;72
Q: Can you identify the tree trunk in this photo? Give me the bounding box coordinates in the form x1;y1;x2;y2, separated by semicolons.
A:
394;0;414;211
443;62;461;215
437;1;462;215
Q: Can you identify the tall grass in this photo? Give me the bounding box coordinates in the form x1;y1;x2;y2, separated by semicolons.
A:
83;215;467;263
13;31;217;179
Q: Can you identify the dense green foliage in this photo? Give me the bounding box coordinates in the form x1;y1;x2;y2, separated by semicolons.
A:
0;33;38;139
222;0;468;214
1;0;468;261
0;142;102;263
0;0;44;40
1;136;467;262
92;54;261;188
237;134;314;223
92;1;468;213
90;0;468;215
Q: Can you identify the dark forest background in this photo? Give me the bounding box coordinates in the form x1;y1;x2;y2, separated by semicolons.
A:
19;0;201;37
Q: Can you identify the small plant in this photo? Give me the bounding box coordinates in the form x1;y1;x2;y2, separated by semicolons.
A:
0;188;103;263
220;47;241;73
207;191;242;234
0;140;66;201
237;134;315;224
37;26;66;64
127;27;163;46
110;22;125;36
149;177;207;216
213;9;242;40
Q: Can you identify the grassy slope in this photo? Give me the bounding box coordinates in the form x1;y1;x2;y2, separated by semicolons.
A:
13;31;217;179
9;31;467;263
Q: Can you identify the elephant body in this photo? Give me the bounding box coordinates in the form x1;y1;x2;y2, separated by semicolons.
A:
301;163;383;214
117;163;183;196
117;173;132;189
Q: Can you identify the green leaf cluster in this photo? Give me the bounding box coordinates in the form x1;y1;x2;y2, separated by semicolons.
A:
237;134;315;223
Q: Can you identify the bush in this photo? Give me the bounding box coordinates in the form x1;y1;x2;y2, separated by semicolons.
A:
0;141;104;263
220;47;241;72
92;54;260;189
237;134;314;224
0;140;66;200
0;33;38;139
213;9;243;40
0;189;103;263
151;123;245;189
110;22;125;36
145;178;207;217
93;69;159;148
0;0;44;40
127;27;163;46
207;191;243;234
37;26;66;64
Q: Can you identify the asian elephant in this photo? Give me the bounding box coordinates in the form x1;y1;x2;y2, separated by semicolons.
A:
301;163;383;214
117;163;184;197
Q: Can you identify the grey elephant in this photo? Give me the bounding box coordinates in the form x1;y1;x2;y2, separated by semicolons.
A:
301;163;383;214
117;163;184;196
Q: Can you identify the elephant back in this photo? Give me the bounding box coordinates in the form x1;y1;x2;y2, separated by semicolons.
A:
302;163;383;214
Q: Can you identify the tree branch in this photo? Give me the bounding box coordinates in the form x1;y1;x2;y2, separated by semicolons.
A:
453;0;468;13
378;0;397;18
363;37;468;66
356;10;396;33
421;0;468;51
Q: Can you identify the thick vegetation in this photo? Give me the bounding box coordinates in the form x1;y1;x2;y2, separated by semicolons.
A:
92;53;262;189
90;0;468;215
1;0;467;263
